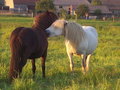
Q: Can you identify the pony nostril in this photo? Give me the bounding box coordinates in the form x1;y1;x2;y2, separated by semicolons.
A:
45;30;50;37
45;30;50;34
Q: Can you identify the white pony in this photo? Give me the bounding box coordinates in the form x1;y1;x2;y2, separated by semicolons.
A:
46;20;98;73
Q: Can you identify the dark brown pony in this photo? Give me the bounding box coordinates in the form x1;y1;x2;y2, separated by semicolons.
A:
9;11;58;79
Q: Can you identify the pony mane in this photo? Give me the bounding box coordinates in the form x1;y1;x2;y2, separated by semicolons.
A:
64;22;86;50
32;11;58;30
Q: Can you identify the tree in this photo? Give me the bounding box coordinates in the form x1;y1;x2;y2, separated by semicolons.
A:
59;9;67;19
35;0;55;12
76;4;89;18
91;0;102;6
0;0;4;6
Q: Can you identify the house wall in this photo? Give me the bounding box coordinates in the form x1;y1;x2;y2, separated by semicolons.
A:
14;4;27;11
110;9;120;15
55;5;70;11
5;0;14;8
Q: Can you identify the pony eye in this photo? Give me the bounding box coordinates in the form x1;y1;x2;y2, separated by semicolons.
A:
54;26;58;29
53;24;57;29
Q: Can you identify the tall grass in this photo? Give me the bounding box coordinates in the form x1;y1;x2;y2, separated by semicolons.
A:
0;16;120;90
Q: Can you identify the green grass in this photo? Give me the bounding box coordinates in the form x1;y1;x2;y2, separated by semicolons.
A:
0;16;120;90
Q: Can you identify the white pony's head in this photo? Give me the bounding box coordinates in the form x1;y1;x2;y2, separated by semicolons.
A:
45;20;68;37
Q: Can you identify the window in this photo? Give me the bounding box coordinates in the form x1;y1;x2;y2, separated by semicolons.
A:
59;6;63;8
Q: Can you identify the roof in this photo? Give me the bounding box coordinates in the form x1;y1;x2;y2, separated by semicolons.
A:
100;0;120;10
54;0;90;6
109;7;120;10
100;0;120;7
89;5;112;14
13;0;37;5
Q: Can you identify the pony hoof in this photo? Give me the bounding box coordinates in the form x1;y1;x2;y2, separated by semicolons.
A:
42;75;46;78
86;67;89;72
82;71;86;75
70;67;74;72
82;67;86;74
32;75;35;79
70;69;74;72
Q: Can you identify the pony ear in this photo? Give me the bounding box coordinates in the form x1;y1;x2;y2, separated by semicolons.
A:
64;21;68;26
46;10;49;14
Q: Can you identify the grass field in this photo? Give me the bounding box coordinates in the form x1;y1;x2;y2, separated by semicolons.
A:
0;16;120;90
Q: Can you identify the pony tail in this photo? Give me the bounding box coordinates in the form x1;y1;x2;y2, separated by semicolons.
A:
9;28;24;79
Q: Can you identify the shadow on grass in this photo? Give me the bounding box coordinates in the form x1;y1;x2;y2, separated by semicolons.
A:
1;64;120;89
33;71;83;89
0;77;12;89
34;65;120;89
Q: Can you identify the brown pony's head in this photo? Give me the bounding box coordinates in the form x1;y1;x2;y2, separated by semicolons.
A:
32;11;58;30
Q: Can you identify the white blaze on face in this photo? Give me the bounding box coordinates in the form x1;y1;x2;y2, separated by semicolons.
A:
46;20;65;37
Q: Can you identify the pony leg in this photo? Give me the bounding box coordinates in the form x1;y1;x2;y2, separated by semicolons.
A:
67;53;74;71
41;51;47;78
81;54;87;73
17;50;30;78
19;58;27;74
41;57;46;78
85;54;91;72
31;59;36;77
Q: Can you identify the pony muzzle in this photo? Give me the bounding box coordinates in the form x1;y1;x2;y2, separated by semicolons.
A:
45;29;51;37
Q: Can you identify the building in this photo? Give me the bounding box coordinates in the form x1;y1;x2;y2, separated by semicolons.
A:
4;0;120;15
100;0;120;15
5;0;37;12
54;0;90;13
89;5;112;15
